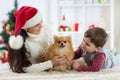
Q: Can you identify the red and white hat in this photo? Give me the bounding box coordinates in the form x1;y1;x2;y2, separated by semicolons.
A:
9;6;42;50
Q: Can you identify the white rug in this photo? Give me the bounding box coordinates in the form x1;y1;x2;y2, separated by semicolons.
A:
0;63;120;80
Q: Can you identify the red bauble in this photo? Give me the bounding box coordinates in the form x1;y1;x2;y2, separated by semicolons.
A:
1;39;5;44
3;29;6;32
5;45;9;49
2;52;8;64
89;24;95;29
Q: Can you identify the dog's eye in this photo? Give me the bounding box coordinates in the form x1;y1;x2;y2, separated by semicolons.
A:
64;41;66;43
58;41;61;43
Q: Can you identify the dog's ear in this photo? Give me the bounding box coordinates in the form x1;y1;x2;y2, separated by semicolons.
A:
54;35;58;40
66;35;71;40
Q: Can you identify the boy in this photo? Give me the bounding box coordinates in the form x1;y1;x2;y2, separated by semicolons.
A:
72;27;120;72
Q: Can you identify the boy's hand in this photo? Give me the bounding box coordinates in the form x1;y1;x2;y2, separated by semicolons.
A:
72;60;81;70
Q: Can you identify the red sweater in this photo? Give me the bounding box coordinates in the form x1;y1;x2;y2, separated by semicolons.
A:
74;46;106;72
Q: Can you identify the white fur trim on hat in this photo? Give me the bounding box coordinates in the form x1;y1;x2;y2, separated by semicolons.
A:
9;35;24;50
22;11;42;29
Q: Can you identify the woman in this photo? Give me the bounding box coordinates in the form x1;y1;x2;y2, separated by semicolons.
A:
8;6;67;73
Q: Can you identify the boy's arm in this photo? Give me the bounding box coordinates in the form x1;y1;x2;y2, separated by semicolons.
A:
77;53;106;72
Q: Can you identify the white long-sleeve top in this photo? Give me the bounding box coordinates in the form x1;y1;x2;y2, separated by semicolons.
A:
23;25;53;73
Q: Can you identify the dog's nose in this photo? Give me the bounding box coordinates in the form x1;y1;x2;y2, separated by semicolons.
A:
61;43;64;46
60;43;65;47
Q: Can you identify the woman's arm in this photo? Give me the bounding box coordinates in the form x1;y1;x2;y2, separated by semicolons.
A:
23;60;52;73
23;56;67;73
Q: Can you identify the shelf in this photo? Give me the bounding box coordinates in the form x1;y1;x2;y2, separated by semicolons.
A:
57;32;84;34
58;4;83;7
85;4;111;7
57;29;110;33
57;0;114;48
58;4;111;7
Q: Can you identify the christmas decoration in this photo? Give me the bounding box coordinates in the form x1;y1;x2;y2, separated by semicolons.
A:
89;24;95;29
96;15;107;29
58;23;79;32
58;15;67;32
0;49;8;64
74;23;79;31
58;15;79;32
1;52;8;63
0;0;18;50
62;15;66;27
98;0;108;4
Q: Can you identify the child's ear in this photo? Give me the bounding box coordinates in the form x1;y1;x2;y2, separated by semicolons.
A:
96;47;102;52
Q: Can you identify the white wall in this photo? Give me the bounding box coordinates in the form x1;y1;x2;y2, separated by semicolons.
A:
0;0;14;33
114;0;120;51
0;0;120;51
0;0;51;32
0;0;59;38
18;0;50;24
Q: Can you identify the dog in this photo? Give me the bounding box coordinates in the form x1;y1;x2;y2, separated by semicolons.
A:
44;35;74;71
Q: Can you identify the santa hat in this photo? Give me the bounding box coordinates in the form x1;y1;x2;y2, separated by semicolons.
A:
9;6;42;50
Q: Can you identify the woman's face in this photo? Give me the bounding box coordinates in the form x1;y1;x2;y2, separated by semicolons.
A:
81;37;101;53
26;20;43;34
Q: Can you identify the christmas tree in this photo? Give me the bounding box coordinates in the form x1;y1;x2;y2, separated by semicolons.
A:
0;0;18;50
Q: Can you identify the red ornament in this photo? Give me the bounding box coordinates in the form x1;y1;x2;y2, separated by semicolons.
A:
3;29;6;32
1;39;5;44
59;25;66;31
5;45;9;49
2;52;8;64
89;24;95;29
74;23;79;31
62;15;66;21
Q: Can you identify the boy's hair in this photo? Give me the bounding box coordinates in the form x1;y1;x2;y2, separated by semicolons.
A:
84;27;108;47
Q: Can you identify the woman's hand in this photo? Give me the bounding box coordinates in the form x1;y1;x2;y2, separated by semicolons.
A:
51;56;67;67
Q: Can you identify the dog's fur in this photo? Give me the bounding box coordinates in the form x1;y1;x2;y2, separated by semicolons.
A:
44;35;74;71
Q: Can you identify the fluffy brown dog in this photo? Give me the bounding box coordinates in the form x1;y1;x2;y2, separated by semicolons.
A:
44;35;74;71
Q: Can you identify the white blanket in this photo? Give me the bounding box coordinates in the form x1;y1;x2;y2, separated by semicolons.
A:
0;63;120;80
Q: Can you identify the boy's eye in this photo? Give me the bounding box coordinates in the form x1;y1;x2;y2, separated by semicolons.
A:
86;43;90;46
83;39;85;42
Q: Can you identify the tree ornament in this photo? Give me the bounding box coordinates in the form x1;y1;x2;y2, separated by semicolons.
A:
1;39;5;44
6;24;10;31
2;20;7;25
3;29;6;32
5;45;9;49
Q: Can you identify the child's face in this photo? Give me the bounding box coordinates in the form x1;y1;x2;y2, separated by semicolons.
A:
27;20;43;34
81;37;101;53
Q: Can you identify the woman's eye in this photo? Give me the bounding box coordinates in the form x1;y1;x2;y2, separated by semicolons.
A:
35;23;40;27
